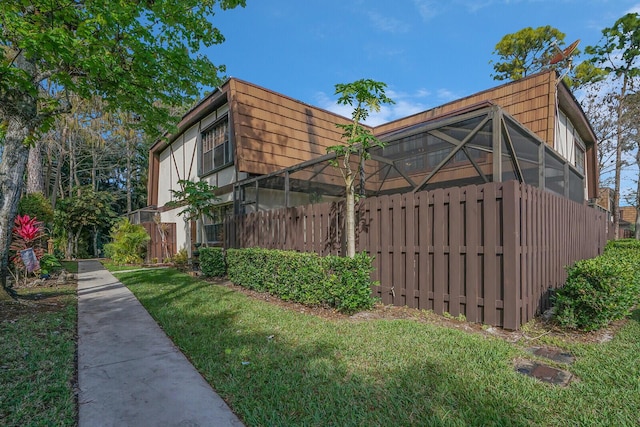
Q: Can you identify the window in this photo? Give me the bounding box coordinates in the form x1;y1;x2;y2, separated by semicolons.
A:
203;204;233;244
575;143;585;174
201;116;232;175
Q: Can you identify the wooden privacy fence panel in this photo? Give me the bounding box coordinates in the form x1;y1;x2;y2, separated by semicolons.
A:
226;202;345;256
225;181;610;329
141;222;176;263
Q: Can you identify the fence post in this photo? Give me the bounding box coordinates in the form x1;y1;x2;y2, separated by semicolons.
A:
502;180;521;330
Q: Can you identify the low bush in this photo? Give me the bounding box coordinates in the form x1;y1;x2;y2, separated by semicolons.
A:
172;248;189;270
103;219;150;265
226;248;377;313
199;247;226;277
554;246;640;331
605;238;640;251
39;254;62;275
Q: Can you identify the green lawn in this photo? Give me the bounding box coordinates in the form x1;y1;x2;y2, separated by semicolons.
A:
0;284;77;427
114;268;640;427
60;260;78;274
99;260;146;272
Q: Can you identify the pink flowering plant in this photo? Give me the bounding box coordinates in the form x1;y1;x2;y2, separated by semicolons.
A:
9;214;45;270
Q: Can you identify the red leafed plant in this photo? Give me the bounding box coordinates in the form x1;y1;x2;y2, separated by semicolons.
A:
9;214;45;268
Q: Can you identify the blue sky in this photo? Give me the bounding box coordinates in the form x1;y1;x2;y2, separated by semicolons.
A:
209;0;640;125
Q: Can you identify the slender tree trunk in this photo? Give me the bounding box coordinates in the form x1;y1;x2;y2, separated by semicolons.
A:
613;133;622;239
73;228;82;258
93;226;98;257
66;231;73;259
126;138;133;214
44;142;53;199
613;77;629;240
636;150;640;240
26;141;45;194
345;175;355;257
51;144;64;209
91;148;97;190
0;120;32;294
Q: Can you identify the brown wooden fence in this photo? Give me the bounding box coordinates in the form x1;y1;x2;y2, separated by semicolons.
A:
141;222;176;263
225;181;611;329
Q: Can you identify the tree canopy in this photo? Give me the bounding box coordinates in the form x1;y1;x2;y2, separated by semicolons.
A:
0;0;245;292
581;12;640;238
490;26;567;81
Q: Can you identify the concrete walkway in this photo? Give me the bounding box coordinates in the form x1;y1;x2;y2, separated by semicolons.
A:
77;260;244;427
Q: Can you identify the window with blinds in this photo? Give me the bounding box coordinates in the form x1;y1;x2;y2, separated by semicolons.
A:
201;116;232;174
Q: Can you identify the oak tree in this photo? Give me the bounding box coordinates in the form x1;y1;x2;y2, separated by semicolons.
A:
0;0;245;293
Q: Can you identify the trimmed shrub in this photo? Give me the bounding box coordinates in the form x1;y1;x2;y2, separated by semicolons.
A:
554;247;640;331
322;252;377;313
199;247;226;277
605;238;640;251
226;248;377;313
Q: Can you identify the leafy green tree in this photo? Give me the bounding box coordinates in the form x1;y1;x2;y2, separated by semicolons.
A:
18;192;54;229
583;12;640;239
491;26;567;81
327;79;394;257
166;179;220;255
0;0;245;293
54;187;117;258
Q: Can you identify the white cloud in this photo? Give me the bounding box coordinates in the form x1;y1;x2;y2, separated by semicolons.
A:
626;4;640;14
314;87;433;126
462;0;496;13
412;0;440;21
436;88;461;102
367;11;410;34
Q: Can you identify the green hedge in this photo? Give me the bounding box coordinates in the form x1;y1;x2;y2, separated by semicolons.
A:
605;238;640;251
554;244;640;331
226;248;377;313
199;247;226;277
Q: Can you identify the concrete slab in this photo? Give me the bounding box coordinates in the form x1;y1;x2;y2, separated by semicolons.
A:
526;347;575;364
77;260;244;427
515;359;573;386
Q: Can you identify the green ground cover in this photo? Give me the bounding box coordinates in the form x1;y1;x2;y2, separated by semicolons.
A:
0;283;77;427
113;267;640;427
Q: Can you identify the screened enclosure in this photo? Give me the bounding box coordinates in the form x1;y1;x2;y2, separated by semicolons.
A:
233;104;585;214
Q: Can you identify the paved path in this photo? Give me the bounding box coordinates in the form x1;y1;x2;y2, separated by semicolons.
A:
77;260;244;427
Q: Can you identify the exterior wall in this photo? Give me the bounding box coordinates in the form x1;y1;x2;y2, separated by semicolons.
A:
229;79;354;175
620;206;637;224
161;207;190;252
374;71;556;147
148;72;600;253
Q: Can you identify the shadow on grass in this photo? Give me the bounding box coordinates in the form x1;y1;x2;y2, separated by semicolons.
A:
117;269;235;310
18;289;76;301
163;311;533;426
630;308;640;322
121;270;539;426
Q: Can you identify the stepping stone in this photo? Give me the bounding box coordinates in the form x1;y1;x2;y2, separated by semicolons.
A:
526;346;575;364
515;359;573;386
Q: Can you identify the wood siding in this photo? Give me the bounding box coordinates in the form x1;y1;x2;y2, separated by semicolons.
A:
374;72;556;148
141;222;176;263
230;79;358;176
226;181;610;330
